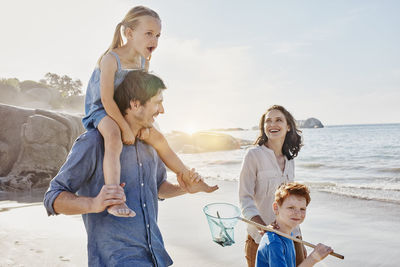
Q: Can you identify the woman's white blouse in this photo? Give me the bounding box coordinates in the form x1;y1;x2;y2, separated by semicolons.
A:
239;145;299;243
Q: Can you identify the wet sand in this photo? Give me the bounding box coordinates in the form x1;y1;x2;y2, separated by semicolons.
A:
0;180;399;266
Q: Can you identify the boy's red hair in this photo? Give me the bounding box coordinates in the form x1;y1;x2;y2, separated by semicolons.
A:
275;182;311;206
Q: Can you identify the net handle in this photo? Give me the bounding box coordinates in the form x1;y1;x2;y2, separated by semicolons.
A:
238;217;344;260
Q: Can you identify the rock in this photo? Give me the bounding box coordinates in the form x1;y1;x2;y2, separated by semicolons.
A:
165;131;241;153
192;132;240;152
23;115;69;146
0;141;11;175
0;85;61;110
253;118;324;129
0;104;85;191
164;131;192;152
24;87;60;105
207;127;245;131
297;118;324;128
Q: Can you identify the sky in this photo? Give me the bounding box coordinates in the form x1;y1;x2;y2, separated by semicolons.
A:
1;0;399;132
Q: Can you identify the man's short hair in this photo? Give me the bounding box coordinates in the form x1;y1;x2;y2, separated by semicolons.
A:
114;70;166;116
275;182;311;206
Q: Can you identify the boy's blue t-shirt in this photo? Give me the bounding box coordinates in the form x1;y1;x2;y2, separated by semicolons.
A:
256;231;296;267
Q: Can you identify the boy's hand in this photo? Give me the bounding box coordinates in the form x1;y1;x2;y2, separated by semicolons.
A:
310;243;333;262
122;128;135;145
137;128;150;141
177;173;218;193
271;220;280;230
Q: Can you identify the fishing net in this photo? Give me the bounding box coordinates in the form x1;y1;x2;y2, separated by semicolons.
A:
203;202;240;247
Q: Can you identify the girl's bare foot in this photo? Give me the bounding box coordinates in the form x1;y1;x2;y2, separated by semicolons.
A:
107;203;136;217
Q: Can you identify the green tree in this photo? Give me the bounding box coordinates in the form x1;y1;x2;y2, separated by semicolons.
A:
43;72;83;98
0;78;20;91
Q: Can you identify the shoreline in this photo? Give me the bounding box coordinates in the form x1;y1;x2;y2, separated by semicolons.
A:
1;180;399;266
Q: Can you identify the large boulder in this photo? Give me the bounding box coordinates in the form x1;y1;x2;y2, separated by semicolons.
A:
0;104;85;191
0;83;60;110
297;118;324;128
192;132;241;152
165;131;241;153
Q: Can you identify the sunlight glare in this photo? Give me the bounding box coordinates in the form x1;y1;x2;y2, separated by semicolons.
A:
182;124;198;135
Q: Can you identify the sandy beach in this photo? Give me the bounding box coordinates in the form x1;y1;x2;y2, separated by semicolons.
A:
1;180;399;267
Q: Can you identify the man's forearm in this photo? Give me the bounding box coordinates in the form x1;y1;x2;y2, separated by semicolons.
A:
53;191;94;215
158;181;186;199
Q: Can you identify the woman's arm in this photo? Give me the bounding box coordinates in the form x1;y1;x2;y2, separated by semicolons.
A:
239;150;262;220
99;53;135;144
250;215;266;226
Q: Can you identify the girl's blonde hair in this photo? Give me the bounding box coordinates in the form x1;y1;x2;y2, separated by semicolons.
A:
98;6;161;64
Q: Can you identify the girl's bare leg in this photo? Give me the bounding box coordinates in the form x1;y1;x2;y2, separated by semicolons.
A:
98;116;135;217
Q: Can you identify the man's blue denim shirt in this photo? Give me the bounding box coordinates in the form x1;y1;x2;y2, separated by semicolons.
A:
44;130;173;267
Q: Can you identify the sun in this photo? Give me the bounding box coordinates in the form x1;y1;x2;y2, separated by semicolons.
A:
182;124;198;135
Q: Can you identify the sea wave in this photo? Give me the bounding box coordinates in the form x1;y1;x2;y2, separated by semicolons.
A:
318;188;400;205
298;163;325;169
297;162;369;171
346;184;400;192
305;181;400;204
306;181;400;191
206;160;243;166
303;181;337;188
377;167;400;174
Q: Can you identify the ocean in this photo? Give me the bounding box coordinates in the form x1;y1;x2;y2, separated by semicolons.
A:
175;123;400;205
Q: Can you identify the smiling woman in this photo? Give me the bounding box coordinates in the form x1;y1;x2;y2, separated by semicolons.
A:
239;105;304;267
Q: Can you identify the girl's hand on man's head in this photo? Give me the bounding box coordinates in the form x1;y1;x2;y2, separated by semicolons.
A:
122;128;136;145
137;128;150;141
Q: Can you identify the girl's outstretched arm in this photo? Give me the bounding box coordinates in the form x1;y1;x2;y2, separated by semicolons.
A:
100;53;135;144
143;127;218;193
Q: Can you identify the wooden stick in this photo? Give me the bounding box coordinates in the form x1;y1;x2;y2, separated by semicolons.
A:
238;217;344;260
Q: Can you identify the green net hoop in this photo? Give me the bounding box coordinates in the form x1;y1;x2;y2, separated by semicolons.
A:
203;203;240;247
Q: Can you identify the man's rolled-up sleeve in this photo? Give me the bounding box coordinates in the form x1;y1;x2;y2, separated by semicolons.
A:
44;133;98;216
155;154;167;190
